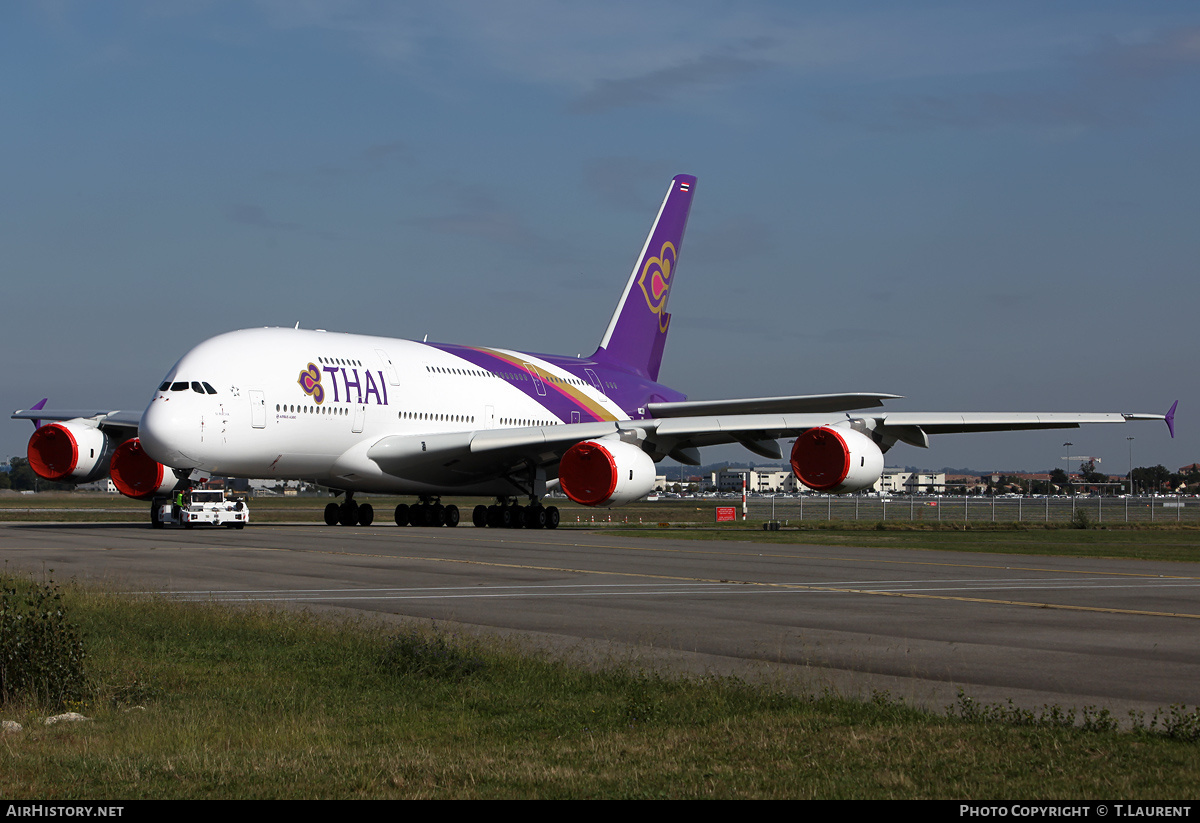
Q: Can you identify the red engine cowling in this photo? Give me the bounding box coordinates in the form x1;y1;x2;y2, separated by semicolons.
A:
559;439;656;507
27;420;117;484
790;426;884;494
109;438;176;500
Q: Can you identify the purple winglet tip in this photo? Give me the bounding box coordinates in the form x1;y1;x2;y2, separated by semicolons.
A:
1165;400;1177;439
30;398;47;430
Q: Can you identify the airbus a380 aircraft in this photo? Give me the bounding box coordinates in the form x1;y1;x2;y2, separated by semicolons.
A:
14;175;1175;530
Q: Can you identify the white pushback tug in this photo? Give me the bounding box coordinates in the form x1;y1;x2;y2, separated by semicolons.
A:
154;487;248;529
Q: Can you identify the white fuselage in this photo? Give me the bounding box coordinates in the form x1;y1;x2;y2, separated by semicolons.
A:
138;327;631;494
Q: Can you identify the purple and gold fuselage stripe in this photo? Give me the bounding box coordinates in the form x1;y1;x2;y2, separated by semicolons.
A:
427;343;619;422
477;346;618;421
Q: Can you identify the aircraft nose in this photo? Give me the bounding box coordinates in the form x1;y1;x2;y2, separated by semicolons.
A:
139;396;202;468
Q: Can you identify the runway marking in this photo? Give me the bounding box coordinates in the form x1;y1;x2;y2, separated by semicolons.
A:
18;532;1200;619
92;542;1200;619
317;525;1200;582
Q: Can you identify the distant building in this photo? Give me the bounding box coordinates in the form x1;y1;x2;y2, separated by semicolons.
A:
711;467;798;493
872;469;946;494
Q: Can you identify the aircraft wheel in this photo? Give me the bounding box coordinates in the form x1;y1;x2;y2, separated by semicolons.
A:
430;503;444;527
545;506;560;529
410;505;428;527
394;503;409;526
339;501;359;527
473;505;488;527
150;504;164;529
359;503;374;526
510;505;525;528
324;503;340;526
443;504;460;527
498;506;514;528
525;505;547;529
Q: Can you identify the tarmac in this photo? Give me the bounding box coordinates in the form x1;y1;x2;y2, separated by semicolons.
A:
4;520;1199;718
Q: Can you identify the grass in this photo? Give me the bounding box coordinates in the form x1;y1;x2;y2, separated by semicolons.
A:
2;575;1200;799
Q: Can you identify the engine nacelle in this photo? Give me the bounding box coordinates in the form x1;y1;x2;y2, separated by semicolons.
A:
790;426;884;494
109;438;176;500
27;420;117;484
559;439;656;507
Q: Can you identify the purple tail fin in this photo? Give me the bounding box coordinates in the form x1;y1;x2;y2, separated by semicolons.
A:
592;175;696;382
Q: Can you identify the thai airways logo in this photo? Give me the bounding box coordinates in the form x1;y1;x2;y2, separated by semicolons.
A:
637;241;676;332
298;363;325;404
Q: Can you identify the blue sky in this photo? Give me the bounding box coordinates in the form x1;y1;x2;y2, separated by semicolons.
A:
4;1;1198;475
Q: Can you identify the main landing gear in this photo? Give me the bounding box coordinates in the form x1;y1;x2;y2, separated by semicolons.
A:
471;499;560;529
324;494;374;527
321;495;558;529
393;498;460;528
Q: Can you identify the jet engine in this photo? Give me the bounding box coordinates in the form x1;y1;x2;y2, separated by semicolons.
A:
790;426;884;494
109;438;176;500
559;439;656;507
27;420;117;484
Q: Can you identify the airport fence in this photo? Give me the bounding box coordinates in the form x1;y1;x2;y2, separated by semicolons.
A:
744;495;1198;525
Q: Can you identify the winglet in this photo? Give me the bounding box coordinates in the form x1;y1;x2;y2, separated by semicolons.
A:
1165;400;1177;439
28;398;47;430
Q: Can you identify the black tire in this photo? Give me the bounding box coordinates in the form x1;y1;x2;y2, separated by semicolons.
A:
499;506;514;528
443;504;460;527
526;506;547;529
394;503;410;526
339;501;358;527
411;505;428;527
487;505;501;527
359;503;374;526
150;504;164;529
430;503;444;527
545;506;560;529
324;502;340;526
473;505;488;527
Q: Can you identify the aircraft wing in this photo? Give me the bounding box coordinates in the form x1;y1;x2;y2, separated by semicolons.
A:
634;409;1172;456
360;404;1172;485
646;393;901;417
11;407;141;433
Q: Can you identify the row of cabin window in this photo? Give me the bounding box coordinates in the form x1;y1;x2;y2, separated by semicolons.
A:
425;365;593;389
399;411;475;423
277;404;348;416
318;356;362;368
396;411;556;428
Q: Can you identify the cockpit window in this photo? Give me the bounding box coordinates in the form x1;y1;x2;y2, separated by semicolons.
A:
171;382;188;391
202;382;217;395
159;382;170;391
191;382;205;394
